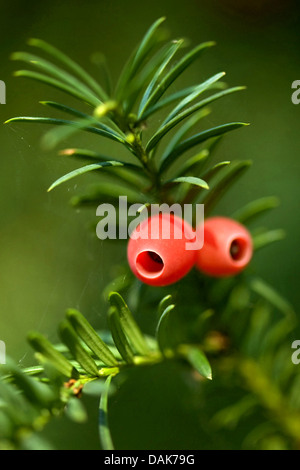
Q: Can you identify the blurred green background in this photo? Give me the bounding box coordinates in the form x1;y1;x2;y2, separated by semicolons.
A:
0;0;300;449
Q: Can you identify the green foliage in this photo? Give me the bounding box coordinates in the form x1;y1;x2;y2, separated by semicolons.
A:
4;16;248;203
0;291;219;449
1;17;298;450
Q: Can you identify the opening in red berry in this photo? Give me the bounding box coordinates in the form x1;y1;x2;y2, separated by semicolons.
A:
136;250;164;277
229;238;248;261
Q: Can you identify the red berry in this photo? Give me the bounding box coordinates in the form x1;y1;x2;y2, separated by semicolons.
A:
195;216;253;277
127;213;196;286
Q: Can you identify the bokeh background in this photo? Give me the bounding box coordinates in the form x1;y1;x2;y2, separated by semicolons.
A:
0;0;300;449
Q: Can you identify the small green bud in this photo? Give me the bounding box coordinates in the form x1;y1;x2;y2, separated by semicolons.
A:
126;133;135;144
94;100;118;118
